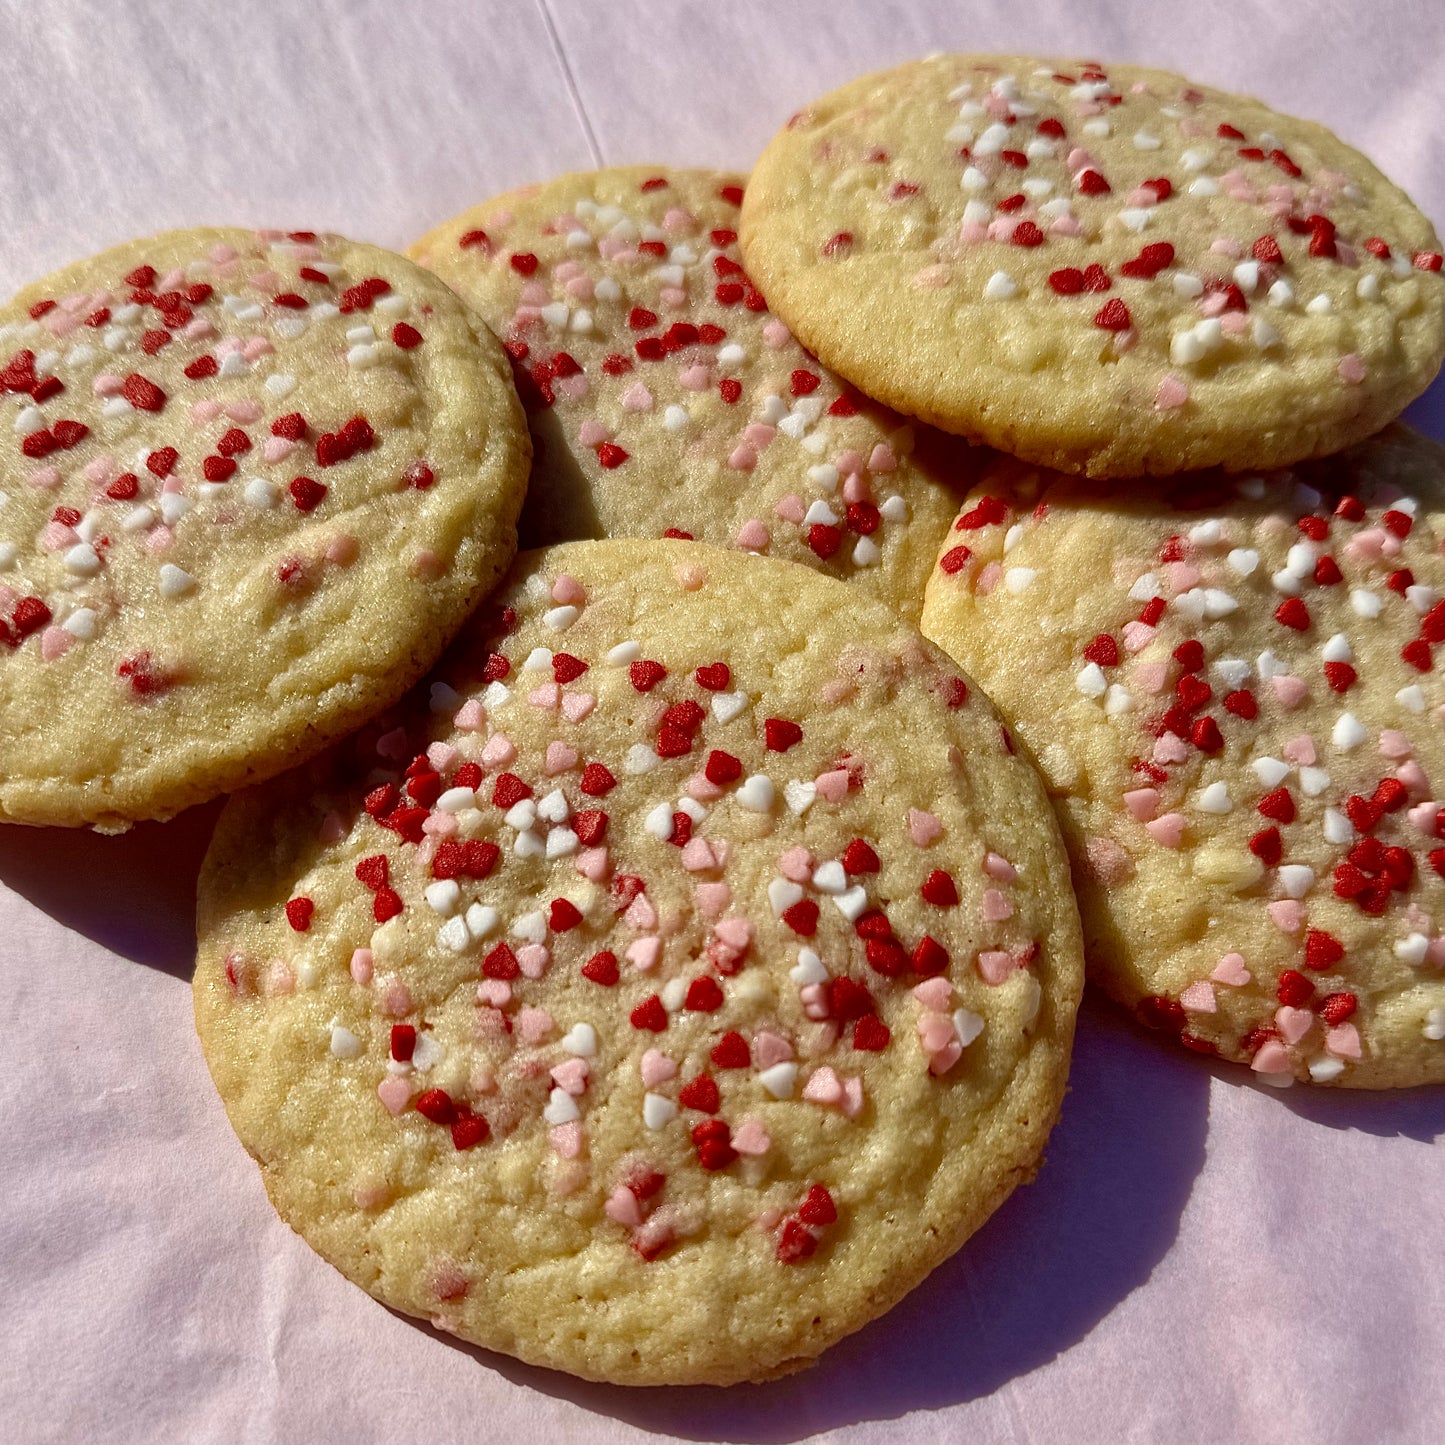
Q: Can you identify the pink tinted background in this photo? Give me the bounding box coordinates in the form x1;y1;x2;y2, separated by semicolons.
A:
0;3;1441;1443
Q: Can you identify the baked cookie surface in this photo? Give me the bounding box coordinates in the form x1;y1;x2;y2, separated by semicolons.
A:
194;540;1083;1385
920;427;1443;1087
409;167;968;619
740;55;1445;478
1;228;529;829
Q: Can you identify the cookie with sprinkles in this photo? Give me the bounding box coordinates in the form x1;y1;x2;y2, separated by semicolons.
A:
919;425;1444;1087
0;228;529;829
740;56;1445;478
408;168;968;620
194;540;1083;1385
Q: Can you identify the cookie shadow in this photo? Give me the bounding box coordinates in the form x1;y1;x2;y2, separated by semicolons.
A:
0;801;221;980
1401;369;1443;444
411;992;1211;1441
1248;1072;1444;1142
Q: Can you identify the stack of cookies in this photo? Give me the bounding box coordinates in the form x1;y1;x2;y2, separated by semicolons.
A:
1;53;1439;1388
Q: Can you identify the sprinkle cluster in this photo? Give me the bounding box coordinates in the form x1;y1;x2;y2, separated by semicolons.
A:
1;231;442;689
771;57;1442;416
930;449;1443;1081
222;551;1050;1273
422;172;940;577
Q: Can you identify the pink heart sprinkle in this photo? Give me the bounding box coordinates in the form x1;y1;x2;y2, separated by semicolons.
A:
1275;1006;1315;1045
549;1123;583;1159
639;1049;676;1087
480;733;515;767
1122;621;1156;653
517;945;550;979
377;1076;411;1116
550;1058;589;1095
1281;735;1316;765
736;519;769;550
453;699;485;731
1325;1023;1362;1060
1271;676;1307;709
606;1186;642;1226
983;852;1016;882
867;443;897;473
977;950;1015;985
625;937;661;972
802;1067;843;1105
1378;729;1413;760
1250;1040;1293;1075
687;771;724;801
518;1006;553;1044
754;1031;794;1068
625;893;658;931
544;742;578;774
1398;760;1428;796
777;846;814;882
981;888;1013;922
731;1118;771;1156
1267;901;1304;934
574;847;610;881
694;883;730;917
1211;953;1251;986
557;687;592;722
714;916;753;950
912;978;953;1012
928;1040;964;1076
919;1015;956;1052
1123;788;1160;821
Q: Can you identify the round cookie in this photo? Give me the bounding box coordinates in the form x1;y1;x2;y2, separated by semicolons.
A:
0;228;529;829
194;540;1083;1385
408;167;968;620
740;55;1445;478
919;426;1444;1088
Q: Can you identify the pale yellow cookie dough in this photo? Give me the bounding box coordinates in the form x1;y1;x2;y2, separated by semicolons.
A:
920;427;1444;1087
741;55;1445;478
0;228;530;829
409;167;970;620
195;540;1083;1385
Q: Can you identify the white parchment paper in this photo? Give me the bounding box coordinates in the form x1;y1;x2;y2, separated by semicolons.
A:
1;4;1441;1442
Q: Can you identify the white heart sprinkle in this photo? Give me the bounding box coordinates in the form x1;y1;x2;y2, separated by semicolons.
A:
953;1009;985;1047
736;774;774;812
437;917;470;953
424;880;461;916
562;1023;597;1057
783;780;816;815
791;949;828;985
543;1088;580;1125
768;879;805;915
643;1093;678;1129
711;691;748;723
758;1062;798;1099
